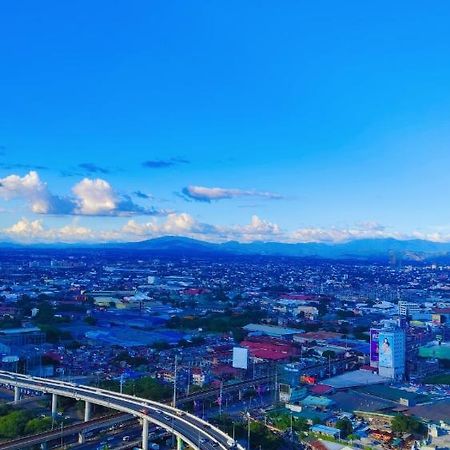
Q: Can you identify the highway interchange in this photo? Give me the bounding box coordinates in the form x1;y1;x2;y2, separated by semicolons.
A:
0;370;243;450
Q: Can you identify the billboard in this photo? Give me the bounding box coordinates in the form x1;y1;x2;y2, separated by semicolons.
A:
378;332;393;368
232;347;248;369
370;329;379;362
279;383;292;402
300;375;316;385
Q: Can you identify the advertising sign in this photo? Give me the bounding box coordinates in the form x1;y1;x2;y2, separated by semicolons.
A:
232;347;248;369
370;329;379;362
279;383;291;402
378;332;393;368
300;375;316;385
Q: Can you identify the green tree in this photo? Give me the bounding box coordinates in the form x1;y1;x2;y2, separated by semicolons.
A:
38;324;72;343
232;327;247;343
84;316;97;326
248;422;283;450
318;299;328;315
335;418;353;438
336;310;355;319
270;414;309;433
0;411;30;438
391;414;425;435
34;302;55;324
151;340;170;350
24;417;53;434
99;376;171;402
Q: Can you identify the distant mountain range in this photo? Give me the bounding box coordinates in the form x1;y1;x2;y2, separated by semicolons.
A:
2;236;450;261
105;236;450;261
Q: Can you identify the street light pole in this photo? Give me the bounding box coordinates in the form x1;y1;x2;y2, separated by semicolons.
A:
60;421;64;448
119;373;124;394
247;413;251;450
173;354;178;407
219;381;223;416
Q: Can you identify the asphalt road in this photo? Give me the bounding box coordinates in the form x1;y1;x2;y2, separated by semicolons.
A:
0;371;241;450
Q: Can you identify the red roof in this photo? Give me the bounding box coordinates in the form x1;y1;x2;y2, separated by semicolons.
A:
249;350;290;361
309;440;329;450
310;384;333;395
434;308;450;314
240;339;297;361
360;364;377;372
180;288;207;296
280;294;316;301
44;351;63;362
301;331;342;341
212;365;241;376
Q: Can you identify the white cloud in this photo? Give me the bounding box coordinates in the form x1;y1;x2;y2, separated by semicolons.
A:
72;178;117;215
237;215;281;238
0;171;164;217
2;215;450;244
181;185;282;202
123;213;212;237
4;218;46;238
3;218;120;243
122;214;281;242
0;171;51;213
122;216;450;244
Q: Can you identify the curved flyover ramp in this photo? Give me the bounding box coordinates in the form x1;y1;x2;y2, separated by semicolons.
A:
0;370;243;450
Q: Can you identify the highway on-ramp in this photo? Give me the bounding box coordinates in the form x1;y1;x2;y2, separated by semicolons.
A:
0;370;243;450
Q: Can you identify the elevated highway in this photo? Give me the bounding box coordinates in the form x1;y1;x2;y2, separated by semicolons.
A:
0;371;243;450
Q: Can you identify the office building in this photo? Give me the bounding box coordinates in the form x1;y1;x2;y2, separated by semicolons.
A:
377;327;406;380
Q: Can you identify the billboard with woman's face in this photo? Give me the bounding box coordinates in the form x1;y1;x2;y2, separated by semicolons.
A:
378;332;393;368
370;329;379;362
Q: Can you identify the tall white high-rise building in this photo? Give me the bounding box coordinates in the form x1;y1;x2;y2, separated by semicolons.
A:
378;327;406;380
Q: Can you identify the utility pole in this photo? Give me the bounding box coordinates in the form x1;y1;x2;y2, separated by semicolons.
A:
172;355;178;408
274;364;278;403
119;373;124;394
290;413;294;448
247;413;251;450
186;361;191;396
219;381;223;416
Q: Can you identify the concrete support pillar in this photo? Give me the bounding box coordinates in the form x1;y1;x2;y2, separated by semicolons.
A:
51;393;58;417
142;418;149;450
238;389;242;401
84;400;91;422
176;436;184;450
13;386;20;403
78;432;85;444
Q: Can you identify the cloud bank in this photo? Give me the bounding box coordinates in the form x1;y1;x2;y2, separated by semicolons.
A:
181;185;283;202
0;171;164;217
2;214;447;245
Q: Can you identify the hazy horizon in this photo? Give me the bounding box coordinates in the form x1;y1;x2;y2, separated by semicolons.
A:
2;2;450;244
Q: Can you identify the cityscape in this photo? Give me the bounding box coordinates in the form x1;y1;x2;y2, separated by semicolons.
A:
1;2;450;450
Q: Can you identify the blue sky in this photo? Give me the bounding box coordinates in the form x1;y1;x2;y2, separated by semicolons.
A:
1;1;450;243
